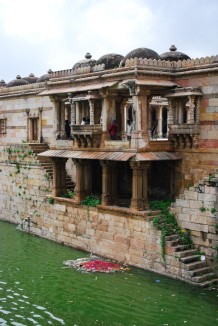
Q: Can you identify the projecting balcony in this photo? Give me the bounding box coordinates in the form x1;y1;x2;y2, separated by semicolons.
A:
168;124;200;149
71;124;102;148
168;123;200;135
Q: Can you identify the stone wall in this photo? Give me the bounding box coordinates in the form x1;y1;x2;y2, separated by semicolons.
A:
172;174;218;258
0;150;193;283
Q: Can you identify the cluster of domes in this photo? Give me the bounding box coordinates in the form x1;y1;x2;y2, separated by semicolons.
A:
72;45;190;71
2;45;190;87
5;70;53;88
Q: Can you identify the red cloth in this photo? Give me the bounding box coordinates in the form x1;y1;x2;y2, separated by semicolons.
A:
109;122;118;136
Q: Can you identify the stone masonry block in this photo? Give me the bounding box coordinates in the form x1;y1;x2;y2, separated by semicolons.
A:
175;199;190;208
180;221;209;233
53;204;66;212
184;190;198;200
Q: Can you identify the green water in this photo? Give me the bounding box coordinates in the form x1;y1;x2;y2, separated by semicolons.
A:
0;221;217;326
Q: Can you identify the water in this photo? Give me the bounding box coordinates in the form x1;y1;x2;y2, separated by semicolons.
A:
0;221;217;326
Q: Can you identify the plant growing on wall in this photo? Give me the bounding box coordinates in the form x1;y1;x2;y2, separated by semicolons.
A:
81;194;101;207
151;200;193;261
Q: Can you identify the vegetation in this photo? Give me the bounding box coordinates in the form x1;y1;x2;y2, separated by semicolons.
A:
81;194;101;207
61;190;75;199
47;197;54;205
150;200;193;261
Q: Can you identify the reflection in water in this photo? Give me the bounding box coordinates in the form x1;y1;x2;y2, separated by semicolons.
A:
0;221;217;326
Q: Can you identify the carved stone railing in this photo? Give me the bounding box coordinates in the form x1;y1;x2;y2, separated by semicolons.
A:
168;124;200;149
71;124;102;148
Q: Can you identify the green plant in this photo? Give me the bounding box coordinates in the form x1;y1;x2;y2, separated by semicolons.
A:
44;173;49;181
81;194;101;207
61;190;75;198
151;200;193;261
47;197;54;204
199;206;206;212
208;173;215;181
211;207;216;214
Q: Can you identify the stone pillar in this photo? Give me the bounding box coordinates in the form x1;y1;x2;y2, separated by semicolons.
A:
141;162;150;209
101;161;112;206
100;96;110;146
110;162;118;204
38;107;43;143
52;158;67;197
84;161;92;195
74;159;86;202
89;99;94;125
130;161;148;211
76;102;80;125
196;97;200;124
131;93;149;149
157;105;163;138
60;101;65;138
50;96;61;141
188;96;195;124
167;99;174;125
70;100;76;126
26;109;30;142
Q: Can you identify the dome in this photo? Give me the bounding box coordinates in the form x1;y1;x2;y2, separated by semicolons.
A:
72;53;96;70
7;75;29;87
37;69;52;83
96;53;124;69
23;73;38;84
0;79;6;87
123;47;161;64
160;45;191;62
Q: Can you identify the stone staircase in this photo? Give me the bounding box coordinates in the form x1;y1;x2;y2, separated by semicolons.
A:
28;143;75;192
166;234;218;287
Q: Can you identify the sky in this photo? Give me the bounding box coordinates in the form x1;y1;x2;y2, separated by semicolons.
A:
0;0;217;82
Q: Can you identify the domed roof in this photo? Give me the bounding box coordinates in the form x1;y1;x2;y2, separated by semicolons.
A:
0;79;6;87
23;73;38;84
160;45;191;61
123;47;161;63
7;75;29;87
96;53;124;69
37;69;52;83
72;53;96;70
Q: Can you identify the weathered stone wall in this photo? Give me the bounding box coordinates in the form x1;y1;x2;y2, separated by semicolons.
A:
0;150;191;282
172;175;218;258
0;95;53;144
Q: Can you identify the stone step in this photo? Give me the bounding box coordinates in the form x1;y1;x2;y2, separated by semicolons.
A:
192;272;217;283
165;235;179;241
173;244;187;252
183;261;206;271
199;278;218;288
175;249;197;258
180;255;200;264
188;266;212;277
166;238;179;246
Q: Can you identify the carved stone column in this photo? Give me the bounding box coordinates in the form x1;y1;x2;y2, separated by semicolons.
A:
70;99;76;126
50;95;61;141
157;105;163;138
76;102;80;125
52;158;67;197
60;101;65;138
167;99;174;125
101;161;112;206
188;96;195;124
74;159;86;202
89;99;94;125
38;107;43;143
195;97;200;124
130;161;148;211
25;109;30;142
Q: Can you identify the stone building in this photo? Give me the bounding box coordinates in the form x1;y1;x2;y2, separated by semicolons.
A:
0;45;217;286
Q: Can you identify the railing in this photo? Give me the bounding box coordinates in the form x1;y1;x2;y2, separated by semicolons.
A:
71;124;102;135
168;124;200;134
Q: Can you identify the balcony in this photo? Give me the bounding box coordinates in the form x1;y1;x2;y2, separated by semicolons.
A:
71;124;102;148
168;124;200;149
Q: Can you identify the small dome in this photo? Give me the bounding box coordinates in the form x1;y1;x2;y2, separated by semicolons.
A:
123;47;161;64
73;53;96;70
7;75;29;87
96;53;124;69
23;73;38;84
0;79;6;87
160;45;191;62
37;69;52;83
